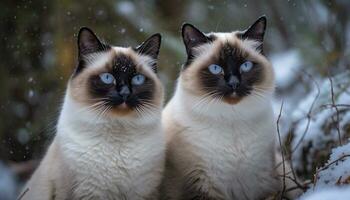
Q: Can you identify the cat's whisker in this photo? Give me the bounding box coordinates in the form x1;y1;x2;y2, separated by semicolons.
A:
77;101;106;114
251;90;266;98
195;92;221;115
138;102;159;117
86;98;110;102
251;87;269;95
253;86;276;91
251;91;268;102
192;92;219;111
252;90;270;96
135;105;155;120
94;104;111;122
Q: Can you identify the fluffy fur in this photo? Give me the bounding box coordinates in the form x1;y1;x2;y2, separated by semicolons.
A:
20;28;165;200
161;17;297;200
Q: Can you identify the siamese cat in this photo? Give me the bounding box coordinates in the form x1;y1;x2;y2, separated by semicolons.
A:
161;17;298;200
20;28;165;200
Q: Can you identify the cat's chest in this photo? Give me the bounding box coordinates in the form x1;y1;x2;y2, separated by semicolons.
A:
184;124;275;178
180;125;277;199
60;131;164;199
187;121;273;156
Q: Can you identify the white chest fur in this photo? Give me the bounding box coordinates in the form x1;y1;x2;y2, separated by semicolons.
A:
57;123;164;199
167;88;280;199
182;119;277;199
56;98;165;199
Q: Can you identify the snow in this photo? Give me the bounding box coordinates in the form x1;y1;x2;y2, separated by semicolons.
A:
271;49;307;138
271;50;302;89
338;90;350;104
289;71;350;198
292;72;350;120
290;71;350;171
314;141;350;190
115;1;135;15
28;90;34;98
300;186;350;200
299;142;350;199
292;108;334;171
0;162;17;200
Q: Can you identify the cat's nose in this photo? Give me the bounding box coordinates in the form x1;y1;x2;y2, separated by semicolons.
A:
227;75;240;89
118;85;130;101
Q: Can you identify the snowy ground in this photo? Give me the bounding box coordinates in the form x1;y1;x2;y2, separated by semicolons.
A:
300;142;350;199
271;50;350;199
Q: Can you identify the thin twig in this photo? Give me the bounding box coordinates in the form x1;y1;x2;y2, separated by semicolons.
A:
277;101;286;200
289;156;305;191
321;104;350;108
277;175;310;191
292;71;320;153
328;76;342;145
17;187;29;200
313;154;350;188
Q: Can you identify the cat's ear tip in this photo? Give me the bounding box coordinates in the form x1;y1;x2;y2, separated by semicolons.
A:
257;15;267;23
145;33;161;46
78;27;94;35
151;33;162;40
182;22;191;27
182;23;202;38
182;23;196;31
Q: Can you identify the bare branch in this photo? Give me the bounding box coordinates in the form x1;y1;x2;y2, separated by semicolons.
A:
292;71;320;153
321;104;350;108
276;100;286;200
313;154;350;188
17;187;29;200
328;75;342;145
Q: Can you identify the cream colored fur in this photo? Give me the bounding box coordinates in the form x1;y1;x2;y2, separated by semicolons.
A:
20;47;165;200
161;33;298;200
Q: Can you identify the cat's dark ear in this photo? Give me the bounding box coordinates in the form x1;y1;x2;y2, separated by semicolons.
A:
182;23;210;58
136;33;161;60
242;16;267;43
74;27;110;76
135;34;161;72
77;27;106;56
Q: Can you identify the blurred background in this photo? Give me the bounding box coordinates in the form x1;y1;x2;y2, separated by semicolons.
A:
0;0;350;199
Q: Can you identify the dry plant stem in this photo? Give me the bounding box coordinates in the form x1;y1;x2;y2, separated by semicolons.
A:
276;101;286;200
292;71;320;153
321;104;350;108
313;154;350;188
17;188;29;200
289;156;308;191
328;76;342;145
278;175;309;191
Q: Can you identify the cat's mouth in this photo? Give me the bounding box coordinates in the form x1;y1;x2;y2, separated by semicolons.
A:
108;99;135;109
223;94;242;105
219;85;253;104
108;98;128;106
108;101;135;115
117;102;129;109
103;97;136;115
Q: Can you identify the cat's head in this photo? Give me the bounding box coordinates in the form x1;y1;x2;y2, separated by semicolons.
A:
67;27;163;120
179;16;274;107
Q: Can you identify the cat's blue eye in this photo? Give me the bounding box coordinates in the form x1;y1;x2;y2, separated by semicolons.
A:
131;74;145;85
99;73;115;84
240;61;253;72
208;64;223;75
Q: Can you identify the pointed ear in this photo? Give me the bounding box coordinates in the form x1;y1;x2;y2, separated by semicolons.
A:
77;27;106;56
135;33;161;60
182;23;210;58
242;16;267;43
